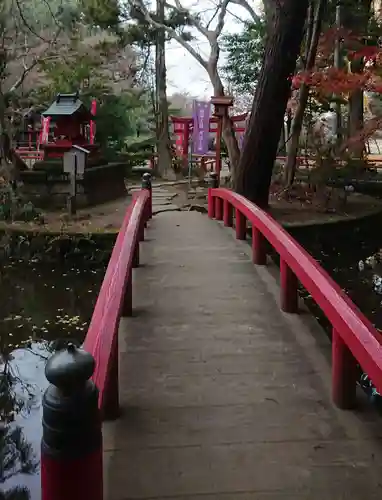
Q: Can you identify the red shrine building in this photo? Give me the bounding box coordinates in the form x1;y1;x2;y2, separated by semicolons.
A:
41;92;97;159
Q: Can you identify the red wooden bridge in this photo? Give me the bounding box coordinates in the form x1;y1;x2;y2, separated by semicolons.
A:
41;175;382;500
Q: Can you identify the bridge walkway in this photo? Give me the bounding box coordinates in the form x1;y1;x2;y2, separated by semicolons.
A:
103;203;382;499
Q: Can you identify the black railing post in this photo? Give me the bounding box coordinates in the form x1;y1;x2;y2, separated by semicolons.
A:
41;343;103;500
142;172;152;221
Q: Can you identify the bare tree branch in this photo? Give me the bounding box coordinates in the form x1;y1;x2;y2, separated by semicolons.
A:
214;0;231;37
229;0;261;22
8;59;38;92
14;0;48;42
128;0;242;170
130;0;208;69
206;4;221;29
40;0;64;30
165;0;211;38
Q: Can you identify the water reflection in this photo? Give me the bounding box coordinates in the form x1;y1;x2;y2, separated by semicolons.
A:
0;345;43;500
0;257;108;499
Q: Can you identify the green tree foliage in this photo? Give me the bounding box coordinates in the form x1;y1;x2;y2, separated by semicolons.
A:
96;92;149;157
222;18;266;95
79;0;121;30
125;4;193;47
35;50;151;158
0;0;157;169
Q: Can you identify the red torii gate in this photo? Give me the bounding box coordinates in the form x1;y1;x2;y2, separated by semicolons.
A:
170;111;248;179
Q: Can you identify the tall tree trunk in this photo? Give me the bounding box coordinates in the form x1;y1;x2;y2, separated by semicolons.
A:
348;59;364;157
278;123;286;156
235;0;310;208
344;0;372;157
208;51;241;182
155;0;174;179
262;0;275;37
0;89;12;181
284;0;327;186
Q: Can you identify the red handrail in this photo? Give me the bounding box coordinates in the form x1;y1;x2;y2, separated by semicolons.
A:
209;187;382;409
83;188;150;419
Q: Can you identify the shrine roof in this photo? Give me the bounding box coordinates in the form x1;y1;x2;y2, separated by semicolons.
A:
42;93;93;119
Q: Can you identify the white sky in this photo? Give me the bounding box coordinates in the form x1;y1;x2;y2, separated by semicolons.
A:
164;0;263;99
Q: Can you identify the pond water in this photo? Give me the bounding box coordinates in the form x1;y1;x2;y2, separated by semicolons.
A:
290;214;382;332
0;252;109;500
290;214;382;401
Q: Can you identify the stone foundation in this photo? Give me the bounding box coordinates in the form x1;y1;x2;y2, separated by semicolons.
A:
19;161;128;209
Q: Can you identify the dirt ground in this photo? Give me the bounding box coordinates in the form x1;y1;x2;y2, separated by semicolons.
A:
1;179;381;235
166;181;382;227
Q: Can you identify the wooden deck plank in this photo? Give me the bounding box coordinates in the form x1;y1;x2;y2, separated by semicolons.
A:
103;207;382;499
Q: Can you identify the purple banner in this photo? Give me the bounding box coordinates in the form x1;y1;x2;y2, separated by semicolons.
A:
239;132;245;150
192;100;211;155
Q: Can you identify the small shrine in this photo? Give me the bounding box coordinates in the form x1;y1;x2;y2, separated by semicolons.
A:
18;91;127;210
41;92;98;159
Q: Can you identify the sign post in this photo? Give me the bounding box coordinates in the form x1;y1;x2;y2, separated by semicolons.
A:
63;145;89;216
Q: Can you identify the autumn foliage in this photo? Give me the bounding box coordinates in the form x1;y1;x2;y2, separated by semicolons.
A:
291;27;382;96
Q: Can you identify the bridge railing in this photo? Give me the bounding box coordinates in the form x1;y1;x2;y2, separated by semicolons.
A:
83;187;151;419
41;175;152;500
208;186;382;410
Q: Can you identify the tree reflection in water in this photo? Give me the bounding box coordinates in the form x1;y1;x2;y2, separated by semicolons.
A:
0;347;38;500
0;242;111;499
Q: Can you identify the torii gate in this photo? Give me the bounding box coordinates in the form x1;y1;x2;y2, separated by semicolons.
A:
170;110;248;179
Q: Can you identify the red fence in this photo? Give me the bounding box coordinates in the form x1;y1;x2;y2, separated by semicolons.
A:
15;148;44;161
208;187;382;409
83;185;152;418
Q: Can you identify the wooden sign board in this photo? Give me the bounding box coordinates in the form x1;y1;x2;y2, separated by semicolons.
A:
63;145;90;175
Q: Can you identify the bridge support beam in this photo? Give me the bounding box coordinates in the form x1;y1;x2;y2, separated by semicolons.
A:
280;259;298;313
102;344;120;420
332;328;357;409
223;200;233;227
139;214;145;242
252;227;267;265
123;271;133;316
133;242;140;268
208;173;218;219
235;209;246;240
215;197;223;221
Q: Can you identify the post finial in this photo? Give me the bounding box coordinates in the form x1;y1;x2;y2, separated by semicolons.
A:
45;344;95;391
209;172;218;188
142;172;152;190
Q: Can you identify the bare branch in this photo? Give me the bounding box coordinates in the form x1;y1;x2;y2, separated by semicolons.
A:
129;0;208;69
8;59;39;92
8;29;63;93
40;0;64;31
226;7;250;23
229;0;261;22
214;0;231;37
14;0;48;42
165;0;211;38
206;5;221;29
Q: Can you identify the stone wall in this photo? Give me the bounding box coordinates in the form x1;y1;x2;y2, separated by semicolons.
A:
19;161;128;210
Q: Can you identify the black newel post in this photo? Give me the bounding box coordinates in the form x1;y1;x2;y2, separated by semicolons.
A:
41;343;103;500
142;172;152;220
208;172;218;218
209;172;218;189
